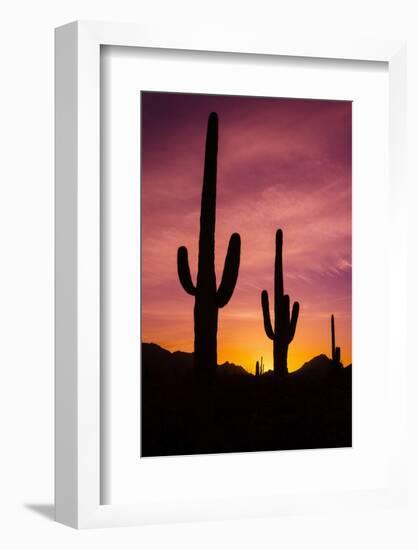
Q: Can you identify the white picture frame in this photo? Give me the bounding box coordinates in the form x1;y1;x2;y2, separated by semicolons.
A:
55;21;407;529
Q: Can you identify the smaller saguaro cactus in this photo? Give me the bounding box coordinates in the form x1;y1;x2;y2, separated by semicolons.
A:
255;360;260;377
331;314;341;367
261;229;300;377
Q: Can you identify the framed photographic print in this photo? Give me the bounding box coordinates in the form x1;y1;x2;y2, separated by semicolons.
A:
55;22;407;528
139;92;352;458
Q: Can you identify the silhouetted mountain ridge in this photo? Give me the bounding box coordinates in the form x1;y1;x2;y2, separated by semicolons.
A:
142;343;350;379
293;353;332;376
142;343;249;376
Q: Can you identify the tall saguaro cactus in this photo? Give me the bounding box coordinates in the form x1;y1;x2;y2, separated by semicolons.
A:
331;314;341;366
177;113;241;375
261;229;300;377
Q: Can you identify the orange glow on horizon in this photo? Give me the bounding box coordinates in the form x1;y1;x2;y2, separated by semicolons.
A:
143;307;352;374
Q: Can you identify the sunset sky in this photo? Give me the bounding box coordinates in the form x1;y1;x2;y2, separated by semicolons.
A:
141;92;352;373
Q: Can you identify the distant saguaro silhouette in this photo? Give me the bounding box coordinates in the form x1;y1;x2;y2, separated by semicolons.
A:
255;360;260;377
261;229;299;377
331;314;341;367
177;113;241;375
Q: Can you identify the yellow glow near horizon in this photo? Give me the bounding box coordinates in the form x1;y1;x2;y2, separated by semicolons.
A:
145;308;352;375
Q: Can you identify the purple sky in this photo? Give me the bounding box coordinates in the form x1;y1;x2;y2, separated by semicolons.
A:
141;91;352;372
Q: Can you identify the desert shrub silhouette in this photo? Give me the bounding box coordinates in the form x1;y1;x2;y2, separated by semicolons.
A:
261;229;300;378
177;113;241;376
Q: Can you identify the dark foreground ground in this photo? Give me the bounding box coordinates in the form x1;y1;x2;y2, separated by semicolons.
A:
141;343;352;457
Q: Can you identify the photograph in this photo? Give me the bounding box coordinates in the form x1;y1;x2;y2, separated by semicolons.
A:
140;91;352;457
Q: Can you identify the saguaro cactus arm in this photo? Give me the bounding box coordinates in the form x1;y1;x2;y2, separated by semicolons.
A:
177;246;196;296
261;290;275;340
216;233;241;308
289;301;300;342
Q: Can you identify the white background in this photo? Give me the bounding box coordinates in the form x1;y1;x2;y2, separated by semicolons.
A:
1;1;417;549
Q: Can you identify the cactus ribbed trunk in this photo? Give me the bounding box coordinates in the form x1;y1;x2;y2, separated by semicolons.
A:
274;340;289;377
274;230;286;376
194;112;218;373
194;296;219;373
177;113;241;377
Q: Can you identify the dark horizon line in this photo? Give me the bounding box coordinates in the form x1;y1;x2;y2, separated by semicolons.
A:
141;341;352;375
